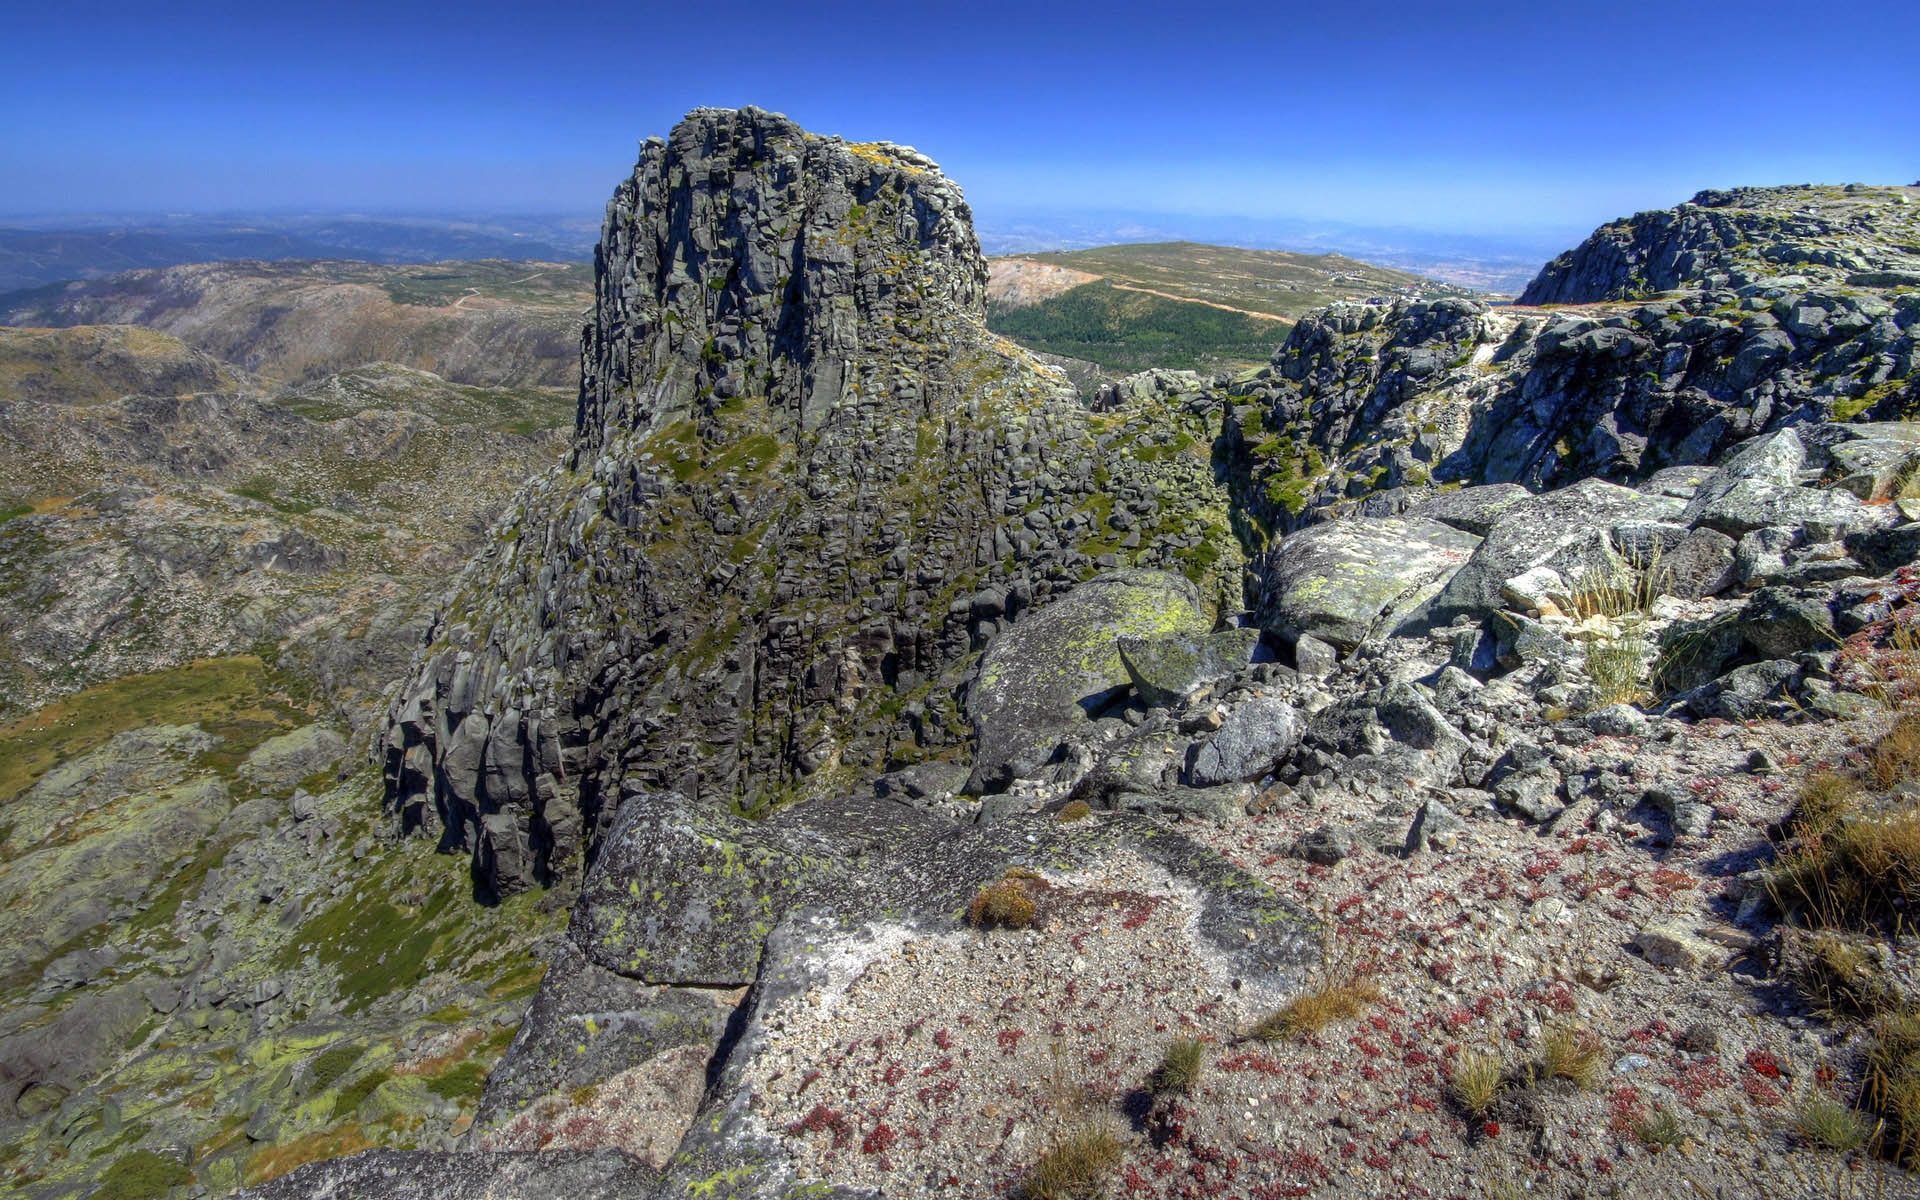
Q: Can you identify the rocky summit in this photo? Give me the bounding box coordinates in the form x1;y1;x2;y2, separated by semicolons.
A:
379;106;1241;897
11;106;1920;1200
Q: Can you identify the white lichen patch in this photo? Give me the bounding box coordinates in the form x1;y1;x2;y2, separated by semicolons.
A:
740;851;1256;1195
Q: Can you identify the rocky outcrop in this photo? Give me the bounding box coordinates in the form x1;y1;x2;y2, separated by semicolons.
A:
1520;184;1920;305
382;108;1243;894
1222;187;1920;535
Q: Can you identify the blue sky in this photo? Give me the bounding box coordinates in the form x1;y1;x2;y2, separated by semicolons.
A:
5;0;1916;239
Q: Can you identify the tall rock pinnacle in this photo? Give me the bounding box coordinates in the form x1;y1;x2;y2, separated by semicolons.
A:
381;108;1242;893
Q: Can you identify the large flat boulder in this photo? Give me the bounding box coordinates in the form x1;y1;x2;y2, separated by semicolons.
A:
1425;479;1685;626
966;570;1209;792
1253;517;1482;650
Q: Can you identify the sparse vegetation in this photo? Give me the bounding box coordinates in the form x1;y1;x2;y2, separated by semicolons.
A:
1633;1105;1688;1151
1866;1009;1920;1166
1584;630;1648;707
988;280;1285;373
92;1149;193;1200
1797;1092;1877;1152
968;874;1037;930
1770;786;1920;933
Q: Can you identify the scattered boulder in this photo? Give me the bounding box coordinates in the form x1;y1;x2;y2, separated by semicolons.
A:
1426;479;1685;627
1294;824;1354;865
1254;517;1481;649
568;789;838;985
1306;683;1469;790
967;570;1210;792
1186;695;1304;787
238;724;347;791
1635;923;1723;971
234;1149;660;1200
1117;627;1260;708
1495;767;1567;823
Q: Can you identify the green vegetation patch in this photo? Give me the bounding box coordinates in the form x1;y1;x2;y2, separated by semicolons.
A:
375;261;594;308
0;655;306;804
93;1149;192;1200
988;281;1286;373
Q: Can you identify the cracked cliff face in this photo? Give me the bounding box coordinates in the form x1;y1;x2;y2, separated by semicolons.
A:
381;107;1245;894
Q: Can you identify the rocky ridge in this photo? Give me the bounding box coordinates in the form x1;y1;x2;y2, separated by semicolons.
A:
267;110;1920;1199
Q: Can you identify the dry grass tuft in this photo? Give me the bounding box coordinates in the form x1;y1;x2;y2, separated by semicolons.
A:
1022;1121;1125;1200
1769;718;1920;933
1540;1023;1603;1089
1795;931;1900;1018
1584;631;1648;707
1796;770;1864;837
1796;1092;1877;1153
1450;1049;1503;1116
1250;976;1382;1041
1633;1105;1688;1151
1567;548;1666;620
1866;1009;1920;1167
1870;713;1920;790
1771;802;1920;932
1151;1037;1205;1096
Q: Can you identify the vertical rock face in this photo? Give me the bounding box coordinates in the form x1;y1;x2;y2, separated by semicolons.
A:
381;108;1243;894
574;107;989;451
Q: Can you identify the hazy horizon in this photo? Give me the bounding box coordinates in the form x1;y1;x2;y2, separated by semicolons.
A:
6;0;1915;248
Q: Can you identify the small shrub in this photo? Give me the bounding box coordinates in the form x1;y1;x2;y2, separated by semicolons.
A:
1451;1050;1503;1116
1023;1121;1125;1200
969;876;1036;930
1251;976;1382;1041
1796;1092;1876;1152
1541;1024;1603;1089
1057;800;1092;823
330;1070;391;1119
1151;1037;1205;1096
309;1045;364;1092
1633;1105;1688;1150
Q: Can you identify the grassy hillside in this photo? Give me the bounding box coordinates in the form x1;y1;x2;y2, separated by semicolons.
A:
1016;240;1475;317
987;279;1287;373
986;241;1477;379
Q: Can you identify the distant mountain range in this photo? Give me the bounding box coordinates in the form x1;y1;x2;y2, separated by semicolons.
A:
0;208;1572;297
975;210;1581;295
0;213;599;292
